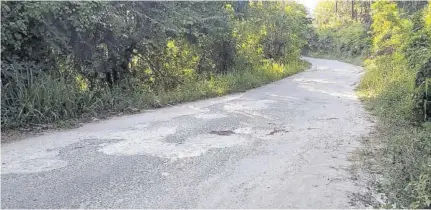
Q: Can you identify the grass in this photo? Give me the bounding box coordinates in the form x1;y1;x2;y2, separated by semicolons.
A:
306;48;431;208
158;60;309;104
358;97;431;209
1;59;310;132
356;54;431;209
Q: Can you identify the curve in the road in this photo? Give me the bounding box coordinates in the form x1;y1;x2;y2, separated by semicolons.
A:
1;57;374;208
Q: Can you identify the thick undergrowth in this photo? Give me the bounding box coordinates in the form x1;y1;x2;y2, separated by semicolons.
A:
1;2;311;130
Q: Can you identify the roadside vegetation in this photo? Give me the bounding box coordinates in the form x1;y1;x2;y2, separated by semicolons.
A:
3;1;430;208
305;1;372;65
1;2;310;130
310;1;431;208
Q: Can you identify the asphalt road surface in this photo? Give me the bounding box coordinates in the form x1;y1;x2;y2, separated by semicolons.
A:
1;57;373;208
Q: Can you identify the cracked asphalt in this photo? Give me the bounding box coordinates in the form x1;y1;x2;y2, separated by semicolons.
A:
1;57;374;208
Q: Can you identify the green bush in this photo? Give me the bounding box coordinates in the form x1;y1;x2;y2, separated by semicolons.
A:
1;1;311;129
307;1;371;62
311;0;431;207
357;1;431;208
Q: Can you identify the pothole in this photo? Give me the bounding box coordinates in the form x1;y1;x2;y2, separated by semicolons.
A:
210;130;235;136
267;128;289;135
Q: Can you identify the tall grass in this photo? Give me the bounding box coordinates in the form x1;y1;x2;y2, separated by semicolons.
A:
1;60;310;130
358;53;431;208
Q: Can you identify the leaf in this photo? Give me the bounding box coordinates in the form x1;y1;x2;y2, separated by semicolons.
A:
14;33;22;40
2;4;11;13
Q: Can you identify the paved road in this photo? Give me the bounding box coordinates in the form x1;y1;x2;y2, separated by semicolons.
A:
1;57;373;208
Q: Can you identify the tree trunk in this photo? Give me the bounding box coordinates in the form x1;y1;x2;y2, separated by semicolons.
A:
351;0;355;20
335;1;338;14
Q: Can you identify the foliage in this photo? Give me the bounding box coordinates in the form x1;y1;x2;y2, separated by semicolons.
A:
355;1;431;208
309;23;370;60
311;0;431;208
426;3;431;32
313;1;367;29
370;1;412;54
308;1;371;60
1;1;310;129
